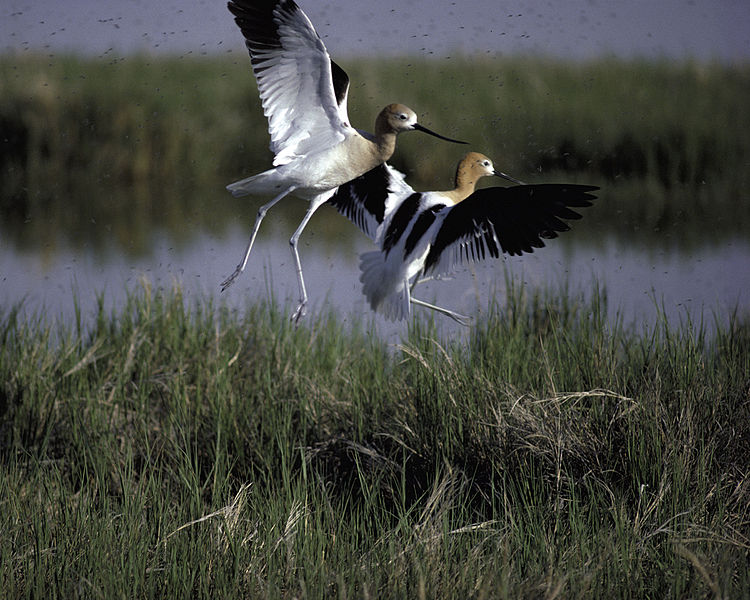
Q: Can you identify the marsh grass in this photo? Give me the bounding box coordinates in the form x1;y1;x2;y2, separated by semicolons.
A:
2;54;749;253
1;283;748;598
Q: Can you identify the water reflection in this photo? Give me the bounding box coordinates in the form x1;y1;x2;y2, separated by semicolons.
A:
3;207;748;342
3;54;749;308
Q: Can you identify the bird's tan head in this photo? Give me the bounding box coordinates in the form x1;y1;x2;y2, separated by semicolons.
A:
454;152;496;188
455;151;525;188
376;104;468;143
466;152;496;177
377;104;418;133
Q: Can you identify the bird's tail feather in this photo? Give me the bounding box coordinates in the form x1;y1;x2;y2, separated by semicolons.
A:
359;251;410;321
226;170;278;198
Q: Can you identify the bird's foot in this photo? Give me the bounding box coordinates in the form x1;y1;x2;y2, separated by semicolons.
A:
448;311;472;327
290;301;307;325
220;267;243;292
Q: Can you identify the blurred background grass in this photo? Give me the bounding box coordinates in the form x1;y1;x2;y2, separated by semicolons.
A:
2;54;748;254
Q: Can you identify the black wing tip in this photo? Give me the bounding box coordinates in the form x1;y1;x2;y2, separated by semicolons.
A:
228;0;286;58
425;181;600;268
227;0;301;37
227;0;256;18
529;183;599;208
471;183;599;209
228;0;297;13
330;60;350;108
564;184;599;205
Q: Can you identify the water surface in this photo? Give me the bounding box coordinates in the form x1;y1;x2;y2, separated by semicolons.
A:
3;210;747;343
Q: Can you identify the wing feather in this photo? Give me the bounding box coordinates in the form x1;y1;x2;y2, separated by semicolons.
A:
327;164;414;240
424;184;597;276
228;0;350;166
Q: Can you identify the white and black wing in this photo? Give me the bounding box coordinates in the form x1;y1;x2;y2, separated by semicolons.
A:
228;0;351;166
423;184;598;275
327;163;414;240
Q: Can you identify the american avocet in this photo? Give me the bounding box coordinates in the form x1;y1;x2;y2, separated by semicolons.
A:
222;0;466;322
328;152;598;324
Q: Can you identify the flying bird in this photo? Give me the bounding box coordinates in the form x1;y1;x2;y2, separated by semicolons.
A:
328;152;598;324
222;0;466;322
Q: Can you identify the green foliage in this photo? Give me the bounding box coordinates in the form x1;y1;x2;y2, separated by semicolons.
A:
1;54;749;253
1;284;748;598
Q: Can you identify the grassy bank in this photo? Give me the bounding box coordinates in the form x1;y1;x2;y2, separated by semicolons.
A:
1;284;748;597
1;54;749;253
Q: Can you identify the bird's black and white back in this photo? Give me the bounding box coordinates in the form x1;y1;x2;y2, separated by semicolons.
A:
329;162;597;321
327;163;411;240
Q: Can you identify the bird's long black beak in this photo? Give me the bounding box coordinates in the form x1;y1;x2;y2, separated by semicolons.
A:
493;170;525;185
412;123;468;144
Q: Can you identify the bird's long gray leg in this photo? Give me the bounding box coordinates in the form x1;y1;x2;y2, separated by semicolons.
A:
289;194;329;324
407;278;471;326
410;297;472;327
221;186;296;291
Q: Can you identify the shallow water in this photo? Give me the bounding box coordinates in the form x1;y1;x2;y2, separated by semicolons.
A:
3;213;748;343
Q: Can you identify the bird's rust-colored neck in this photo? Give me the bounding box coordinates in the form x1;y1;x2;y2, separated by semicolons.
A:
373;112;398;161
439;159;486;204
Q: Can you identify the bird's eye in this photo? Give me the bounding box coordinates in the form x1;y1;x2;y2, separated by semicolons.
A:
483;160;490;167
399;114;407;120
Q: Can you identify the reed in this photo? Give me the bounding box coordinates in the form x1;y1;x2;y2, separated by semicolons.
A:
1;54;749;253
1;282;748;597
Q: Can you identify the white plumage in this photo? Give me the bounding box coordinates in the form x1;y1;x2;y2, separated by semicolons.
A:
329;152;598;324
222;0;466;322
